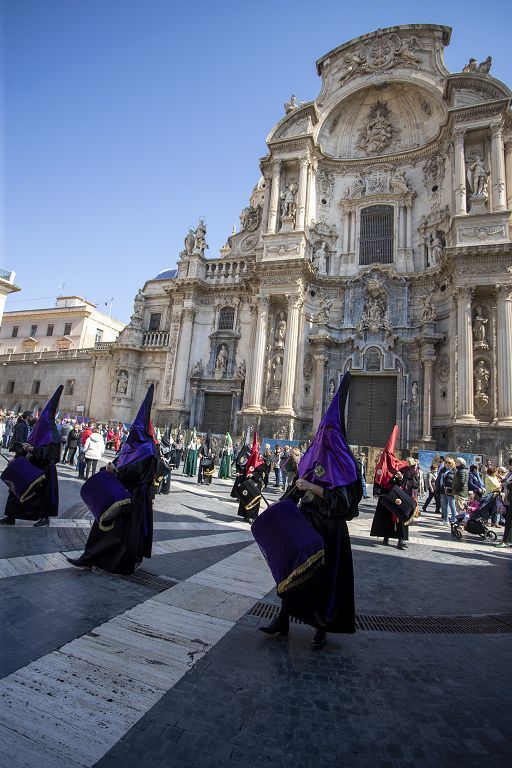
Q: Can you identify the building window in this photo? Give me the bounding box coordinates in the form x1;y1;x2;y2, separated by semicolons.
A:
30;324;38;337
32;380;41;394
47;324;54;336
218;307;235;331
12;326;19;338
64;323;72;336
148;313;161;332
6;381;15;394
95;328;104;344
65;379;75;395
359;205;394;265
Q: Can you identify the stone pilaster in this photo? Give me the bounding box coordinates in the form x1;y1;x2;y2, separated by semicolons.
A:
278;292;303;415
421;358;434;442
312;354;328;431
454;287;476;422
162;310;183;405
246;297;270;412
307;157;317;227
267;161;281;234
453;128;467;216
490;122;507;212
171;307;195;408
496;284;512;424
295;155;309;230
505;138;512;211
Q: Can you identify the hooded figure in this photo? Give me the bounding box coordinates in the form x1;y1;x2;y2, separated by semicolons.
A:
157;428;174;495
1;385;63;526
256;373;362;649
370;425;411;549
218;432;233;479
68;385;158;574
231;432;265;521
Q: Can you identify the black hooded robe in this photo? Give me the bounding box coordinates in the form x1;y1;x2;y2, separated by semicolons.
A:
370;475;411;541
76;456;156;575
4;443;60;521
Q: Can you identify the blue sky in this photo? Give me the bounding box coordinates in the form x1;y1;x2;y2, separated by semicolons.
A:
1;0;511;323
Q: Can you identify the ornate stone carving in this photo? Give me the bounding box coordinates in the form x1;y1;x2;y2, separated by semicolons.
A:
274;313;287;349
328;379;335;397
337;33;422;85
214;344;229;379
423;154;446;188
436;354;450;383
284;94;301;113
357;102;400;155
389;170;411;194
462;56;491;74
315;294;333;324
239;204;262;233
419;293;436;322
474;359;490;404
309;220;338;242
347;175;367;198
472;307;489;349
280;182;298;228
418;96;432;115
131;289;144;320
237;359;246;378
303;353;314;379
312;242;328;275
355;279;391;334
411;381;418;405
190;360;204;377
266;243;301;255
240;234;259;252
316;170;335;204
116;370;129;395
459;225;506;240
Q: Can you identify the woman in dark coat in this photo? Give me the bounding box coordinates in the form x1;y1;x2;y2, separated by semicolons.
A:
259;373;362;649
67;385;157;575
1;388;62;527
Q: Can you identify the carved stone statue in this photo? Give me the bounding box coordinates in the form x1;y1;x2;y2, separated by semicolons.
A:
476;56;492;74
347;176;366;198
328;379;335;397
239;204;262;232
237;359;246;378
284;94;298;113
313;242;328;275
316;295;333;324
474;360;490;403
271;355;283;388
116;370;129;395
419;293;436;323
462;58;477;73
431;234;444;265
190;360;203;377
184;228;195;256
274;316;287;348
132;289;145;319
411;382;418;405
193;219;208;256
473;307;489;349
467;153;489;197
356;279;391;334
358;103;399;155
215;344;228;374
280;182;298;219
390;170;410;194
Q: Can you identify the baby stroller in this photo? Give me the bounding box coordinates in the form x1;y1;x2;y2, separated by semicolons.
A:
450;493;498;542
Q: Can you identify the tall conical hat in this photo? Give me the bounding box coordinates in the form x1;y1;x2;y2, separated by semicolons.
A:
27;385;63;447
373;425;407;490
247;432;264;475
116;385;157;467
298;372;358;490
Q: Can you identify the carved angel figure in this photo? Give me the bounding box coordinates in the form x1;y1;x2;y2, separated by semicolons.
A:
419;293;436;322
462;58;477;73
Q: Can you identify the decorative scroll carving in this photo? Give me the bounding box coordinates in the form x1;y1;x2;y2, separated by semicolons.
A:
239;204;262;233
337;33;423;85
436;354;450;383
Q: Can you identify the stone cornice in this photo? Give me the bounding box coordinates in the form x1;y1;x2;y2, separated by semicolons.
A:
448;99;510;126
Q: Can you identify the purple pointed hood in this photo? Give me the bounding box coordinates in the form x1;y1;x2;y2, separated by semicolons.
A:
27;385;63;447
116;384;158;468
298;372;358;490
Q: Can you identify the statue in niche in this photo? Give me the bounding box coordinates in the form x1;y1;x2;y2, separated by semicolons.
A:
132;289;145;319
430;233;444;265
271;355;283;389
190;360;203;377
328;379;335;397
474;360;490;402
193;218;208;256
215;344;229;374
313;242;328;275
473;307;489;349
411;382;418;405
116;370;129;395
467;153;489;197
358;103;399;155
357;279;389;333
316;295;333;324
419;293;436;323
184;228;195;256
237;359;246;378
274;315;287;347
280;182;298;219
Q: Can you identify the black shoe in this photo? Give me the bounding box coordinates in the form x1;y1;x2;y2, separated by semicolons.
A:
259;613;289;637
382;537;389;545
0;517;15;525
34;517;49;527
397;539;407;550
312;629;326;650
66;556;91;569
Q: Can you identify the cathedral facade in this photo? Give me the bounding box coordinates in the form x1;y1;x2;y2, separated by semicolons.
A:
90;24;512;458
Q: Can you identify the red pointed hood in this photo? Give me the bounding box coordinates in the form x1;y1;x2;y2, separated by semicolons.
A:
373;425;407;490
247;432;264;475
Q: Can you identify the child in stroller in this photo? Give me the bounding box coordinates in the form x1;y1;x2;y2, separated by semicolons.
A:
451;492;498;541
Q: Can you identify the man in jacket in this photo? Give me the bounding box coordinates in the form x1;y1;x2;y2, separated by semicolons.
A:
9;412;32;454
452;457;469;513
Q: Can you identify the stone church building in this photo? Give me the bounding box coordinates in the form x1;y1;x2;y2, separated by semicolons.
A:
89;24;512;457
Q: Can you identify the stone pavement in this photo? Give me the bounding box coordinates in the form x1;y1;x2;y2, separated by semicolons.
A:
0;456;511;768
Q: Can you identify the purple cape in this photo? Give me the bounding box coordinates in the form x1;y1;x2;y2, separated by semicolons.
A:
298;372;358;490
27;385;63;447
116;384;158;468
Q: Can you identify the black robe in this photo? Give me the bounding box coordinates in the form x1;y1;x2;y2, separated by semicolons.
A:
282;486;358;633
4;443;60;521
233;465;265;520
370;475;410;541
77;456;156;575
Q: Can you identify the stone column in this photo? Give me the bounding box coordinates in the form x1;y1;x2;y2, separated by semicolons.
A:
397;205;404;249
278;293;303;414
261;172;272;234
405;204;412;249
307;158;317;227
490;122;507;212
342;209;350;255
247;297;270;411
295;155;309;230
171;308;195;407
421;358;434;441
312;354;328;430
350;210;356;253
496;285;512;423
242;302;257;408
453;128;467;215
267;160;281;234
455;287;476;421
505;139;512;211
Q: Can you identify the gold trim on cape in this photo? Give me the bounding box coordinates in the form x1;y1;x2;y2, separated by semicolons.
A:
98;497;132;530
276;548;325;595
20;474;46;504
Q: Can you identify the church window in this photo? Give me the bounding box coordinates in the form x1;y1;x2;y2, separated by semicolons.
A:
359;205;394;265
218;307;235;331
149;313;161;331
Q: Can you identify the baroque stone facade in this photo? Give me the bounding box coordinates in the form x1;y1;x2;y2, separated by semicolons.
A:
87;25;512;459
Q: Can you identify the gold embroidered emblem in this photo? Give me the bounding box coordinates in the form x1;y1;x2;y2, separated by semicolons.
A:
314;465;326;477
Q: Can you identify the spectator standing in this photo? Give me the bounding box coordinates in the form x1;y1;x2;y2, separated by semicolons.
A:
358;453;370;498
9;412;32;454
279;446;290;490
422;464;439;514
272;445;282;487
65;425;80;465
438;457;456;525
174;435;184;469
452;457;469;513
83;427;105;479
468;464;484;497
59;421;72;462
